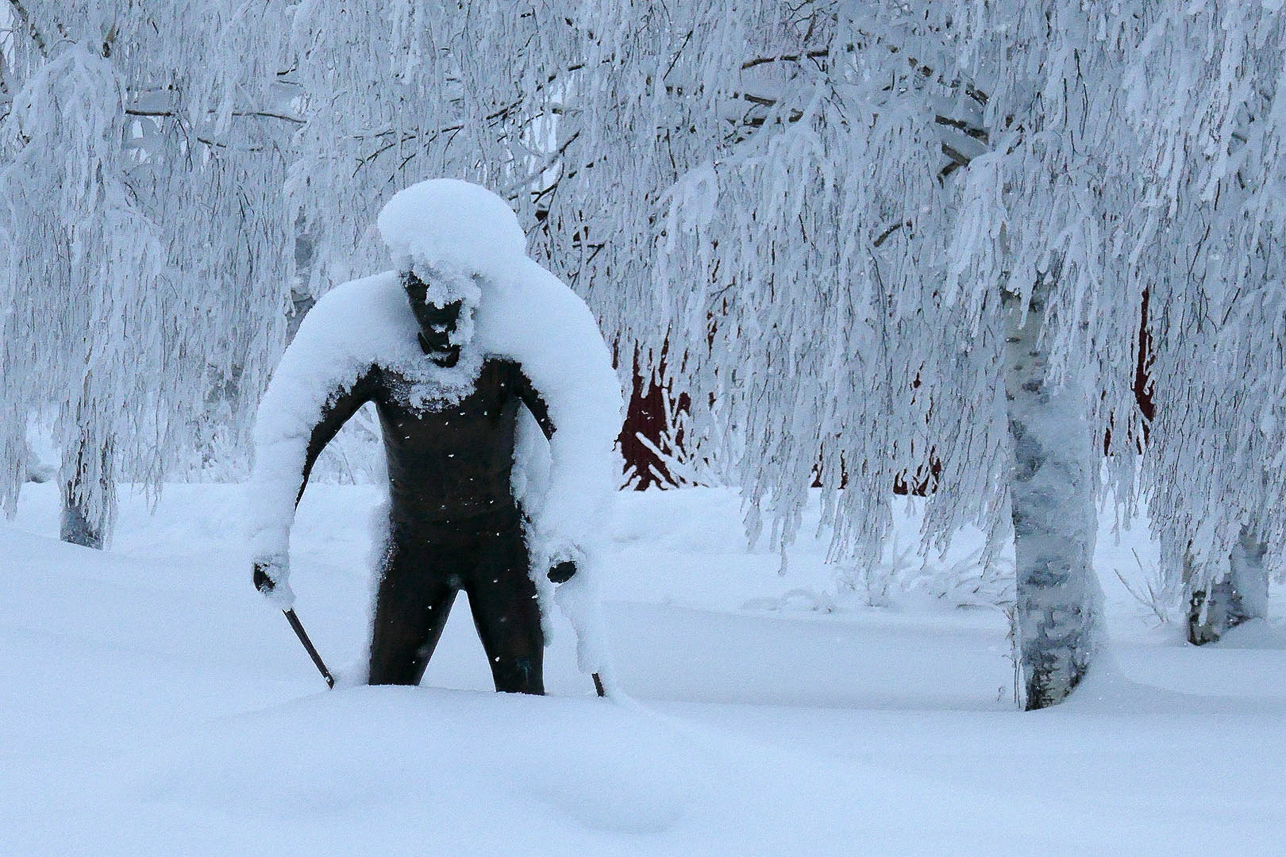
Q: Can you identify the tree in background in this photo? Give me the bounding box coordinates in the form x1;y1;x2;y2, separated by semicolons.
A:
559;3;1152;708
0;1;294;546
1123;2;1286;643
585;0;1285;703
529;0;1282;702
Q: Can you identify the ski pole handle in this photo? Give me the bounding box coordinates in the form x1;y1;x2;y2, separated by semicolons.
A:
283;608;335;689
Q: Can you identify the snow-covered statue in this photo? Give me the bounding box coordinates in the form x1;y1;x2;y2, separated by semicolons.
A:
247;179;623;693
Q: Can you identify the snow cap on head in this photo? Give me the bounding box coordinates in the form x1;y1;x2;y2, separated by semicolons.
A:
377;179;527;285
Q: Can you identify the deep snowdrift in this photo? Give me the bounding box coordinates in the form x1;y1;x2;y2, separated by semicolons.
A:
3;483;1285;855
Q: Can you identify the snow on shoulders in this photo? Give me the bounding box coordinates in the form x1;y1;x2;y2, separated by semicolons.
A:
254;269;417;449
475;258;612;373
247;271;413;568
289;270;415;360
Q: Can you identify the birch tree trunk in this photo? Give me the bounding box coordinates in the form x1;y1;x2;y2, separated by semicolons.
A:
1004;271;1102;709
1186;526;1268;645
59;428;115;550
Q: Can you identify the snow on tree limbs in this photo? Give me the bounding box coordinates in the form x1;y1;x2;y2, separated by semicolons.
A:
3;1;1284;704
0;2;295;541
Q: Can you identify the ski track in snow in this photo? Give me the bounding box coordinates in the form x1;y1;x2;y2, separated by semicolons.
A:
3;483;1285;856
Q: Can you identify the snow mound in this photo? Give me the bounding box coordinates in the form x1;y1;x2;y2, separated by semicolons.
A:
1207;618;1286;650
377;178;527;285
9;484;1286;854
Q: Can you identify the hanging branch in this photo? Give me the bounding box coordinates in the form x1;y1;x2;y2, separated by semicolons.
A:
6;0;60;57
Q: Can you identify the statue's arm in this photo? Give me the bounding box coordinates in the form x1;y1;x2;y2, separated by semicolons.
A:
294;371;377;506
513;365;582;583
512;365;556;441
248;365;376;602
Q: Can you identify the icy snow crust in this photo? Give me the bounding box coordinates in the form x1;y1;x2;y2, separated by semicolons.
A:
249;180;623;674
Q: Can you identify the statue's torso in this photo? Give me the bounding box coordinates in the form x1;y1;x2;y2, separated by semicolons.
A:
369;358;533;525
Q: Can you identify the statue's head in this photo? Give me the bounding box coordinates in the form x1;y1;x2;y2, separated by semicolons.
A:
378;178;526;283
401;267;469;366
378;179;526;368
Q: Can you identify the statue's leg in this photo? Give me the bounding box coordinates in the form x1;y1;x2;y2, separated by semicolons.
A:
465;516;544;695
367;534;459;686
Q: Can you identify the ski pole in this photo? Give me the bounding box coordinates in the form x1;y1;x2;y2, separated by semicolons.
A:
592;672;605;698
283;607;335;689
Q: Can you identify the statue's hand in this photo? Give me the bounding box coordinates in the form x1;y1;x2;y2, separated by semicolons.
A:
253;562;276;594
252;557;291;604
547;560;577;584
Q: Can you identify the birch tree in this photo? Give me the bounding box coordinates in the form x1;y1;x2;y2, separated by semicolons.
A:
568;3;1157;708
1122;2;1286;643
0;1;293;545
606;0;1284;702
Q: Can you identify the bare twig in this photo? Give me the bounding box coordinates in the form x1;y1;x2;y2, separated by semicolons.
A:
126;107;304;125
740;50;830;71
934;113;989;143
940;141;972;170
873;220;911;248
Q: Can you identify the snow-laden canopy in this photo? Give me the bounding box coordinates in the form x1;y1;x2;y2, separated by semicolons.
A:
0;1;293;543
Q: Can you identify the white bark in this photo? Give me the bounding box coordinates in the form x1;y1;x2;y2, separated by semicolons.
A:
1231;531;1270;622
1004;271;1101;709
1186;526;1269;645
59;442;113;549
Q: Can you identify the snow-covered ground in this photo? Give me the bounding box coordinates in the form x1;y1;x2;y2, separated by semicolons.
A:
3;483;1285;855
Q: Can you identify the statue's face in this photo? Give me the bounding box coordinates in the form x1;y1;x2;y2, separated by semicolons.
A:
402;270;463;356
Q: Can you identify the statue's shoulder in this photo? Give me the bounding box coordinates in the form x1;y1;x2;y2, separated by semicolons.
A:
309;270;403;319
475;260;595;356
293;271;414;355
